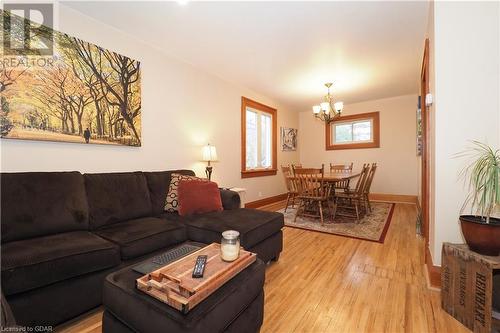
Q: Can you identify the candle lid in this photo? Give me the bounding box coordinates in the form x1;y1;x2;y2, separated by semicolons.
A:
222;230;239;240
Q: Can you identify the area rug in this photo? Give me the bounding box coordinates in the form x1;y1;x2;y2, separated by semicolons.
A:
278;202;395;243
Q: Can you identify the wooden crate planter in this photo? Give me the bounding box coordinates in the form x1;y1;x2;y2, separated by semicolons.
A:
136;243;256;314
441;243;500;333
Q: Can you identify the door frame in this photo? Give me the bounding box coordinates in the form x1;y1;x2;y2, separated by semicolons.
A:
421;38;430;258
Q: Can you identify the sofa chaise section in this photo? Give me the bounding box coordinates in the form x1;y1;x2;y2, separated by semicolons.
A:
161;208;284;262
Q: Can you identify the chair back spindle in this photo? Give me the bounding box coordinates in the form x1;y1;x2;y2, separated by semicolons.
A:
363;163;377;196
281;164;300;212
329;163;353;173
292;165;328;199
281;165;293;191
330;163;353;191
353;164;370;195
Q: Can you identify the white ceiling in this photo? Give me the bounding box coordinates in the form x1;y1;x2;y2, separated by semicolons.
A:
62;1;429;111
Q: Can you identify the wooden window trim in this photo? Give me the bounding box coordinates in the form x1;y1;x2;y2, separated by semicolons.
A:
241;96;277;178
325;111;380;150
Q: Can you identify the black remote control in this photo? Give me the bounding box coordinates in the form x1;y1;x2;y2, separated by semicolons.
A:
192;255;207;278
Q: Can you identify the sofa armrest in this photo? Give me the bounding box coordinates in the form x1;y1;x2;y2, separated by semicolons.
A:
219;189;241;210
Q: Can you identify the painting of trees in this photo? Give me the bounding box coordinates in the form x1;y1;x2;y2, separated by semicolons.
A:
0;11;141;146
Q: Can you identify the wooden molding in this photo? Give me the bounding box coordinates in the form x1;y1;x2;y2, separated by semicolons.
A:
421;38;431;252
241;169;277;178
245;193;288;209
241;97;278;178
326;111;380;150
425;246;441;289
369;193;418;204
246;192;417;209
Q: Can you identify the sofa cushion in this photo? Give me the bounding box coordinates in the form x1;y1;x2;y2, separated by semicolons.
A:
1;231;120;296
181;209;284;249
85;172;152;229
178;180;223;216
1;172;89;243
143;170;196;216
94;217;187;260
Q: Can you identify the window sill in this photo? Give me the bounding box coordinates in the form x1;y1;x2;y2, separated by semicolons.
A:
241;169;277;178
326;141;380;150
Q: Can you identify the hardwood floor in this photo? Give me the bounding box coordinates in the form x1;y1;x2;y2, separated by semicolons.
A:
57;202;467;333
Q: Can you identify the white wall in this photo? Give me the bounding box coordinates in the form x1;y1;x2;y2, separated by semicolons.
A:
430;1;500;264
299;94;419;196
0;4;300;203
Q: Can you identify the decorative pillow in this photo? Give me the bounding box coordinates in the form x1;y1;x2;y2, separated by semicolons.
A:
164;173;204;212
177;179;223;216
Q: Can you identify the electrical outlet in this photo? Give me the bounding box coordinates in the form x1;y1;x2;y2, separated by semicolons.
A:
258;192;262;197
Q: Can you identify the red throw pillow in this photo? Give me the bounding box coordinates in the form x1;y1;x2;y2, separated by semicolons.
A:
177;179;223;216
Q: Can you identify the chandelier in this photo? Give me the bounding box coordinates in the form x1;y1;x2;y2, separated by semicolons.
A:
312;82;344;123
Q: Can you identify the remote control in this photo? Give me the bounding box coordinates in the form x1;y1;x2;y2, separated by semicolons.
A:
192;255;207;278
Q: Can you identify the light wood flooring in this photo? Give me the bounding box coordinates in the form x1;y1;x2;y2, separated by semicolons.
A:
57;202;468;333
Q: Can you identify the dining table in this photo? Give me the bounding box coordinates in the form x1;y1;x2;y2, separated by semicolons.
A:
321;171;361;182
286;171;361;182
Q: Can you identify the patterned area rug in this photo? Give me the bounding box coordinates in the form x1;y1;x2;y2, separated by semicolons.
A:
278;202;395;243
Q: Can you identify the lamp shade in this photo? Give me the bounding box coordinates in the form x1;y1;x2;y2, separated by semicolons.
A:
320;102;330;112
334;101;344;113
312;105;321;114
202;144;218;162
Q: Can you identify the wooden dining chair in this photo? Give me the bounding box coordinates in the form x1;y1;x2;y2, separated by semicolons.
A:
292;164;335;225
329;163;353;173
330;163;354;192
334;164;370;222
281;165;298;212
362;163;377;213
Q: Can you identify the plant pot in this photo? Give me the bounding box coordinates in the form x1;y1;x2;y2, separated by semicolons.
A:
460;215;500;256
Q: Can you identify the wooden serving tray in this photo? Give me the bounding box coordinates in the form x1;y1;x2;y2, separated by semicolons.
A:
136;243;256;313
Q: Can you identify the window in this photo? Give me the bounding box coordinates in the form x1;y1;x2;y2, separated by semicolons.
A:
241;97;277;178
326;111;380;150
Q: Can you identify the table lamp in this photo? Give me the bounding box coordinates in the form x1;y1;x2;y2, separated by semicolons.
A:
202;144;218;180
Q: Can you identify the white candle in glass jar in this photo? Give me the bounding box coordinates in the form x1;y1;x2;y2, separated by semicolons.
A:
221;241;240;261
221;230;240;262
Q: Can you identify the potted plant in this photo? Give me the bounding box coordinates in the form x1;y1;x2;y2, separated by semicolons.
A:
458;141;500;256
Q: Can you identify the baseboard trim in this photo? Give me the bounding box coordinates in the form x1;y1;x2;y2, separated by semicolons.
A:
245;193;288;209
246;192;417;208
425;247;441;289
369;193;418;204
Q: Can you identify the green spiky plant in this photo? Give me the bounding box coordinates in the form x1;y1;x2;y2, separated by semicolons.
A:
457;141;500;223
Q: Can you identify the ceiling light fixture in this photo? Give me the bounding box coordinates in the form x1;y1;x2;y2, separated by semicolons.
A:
312;82;343;123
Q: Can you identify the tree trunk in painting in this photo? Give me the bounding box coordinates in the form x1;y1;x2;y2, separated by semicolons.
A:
71;38;141;145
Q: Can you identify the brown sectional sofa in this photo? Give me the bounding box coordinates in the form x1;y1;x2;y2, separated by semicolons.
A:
0;170;284;327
